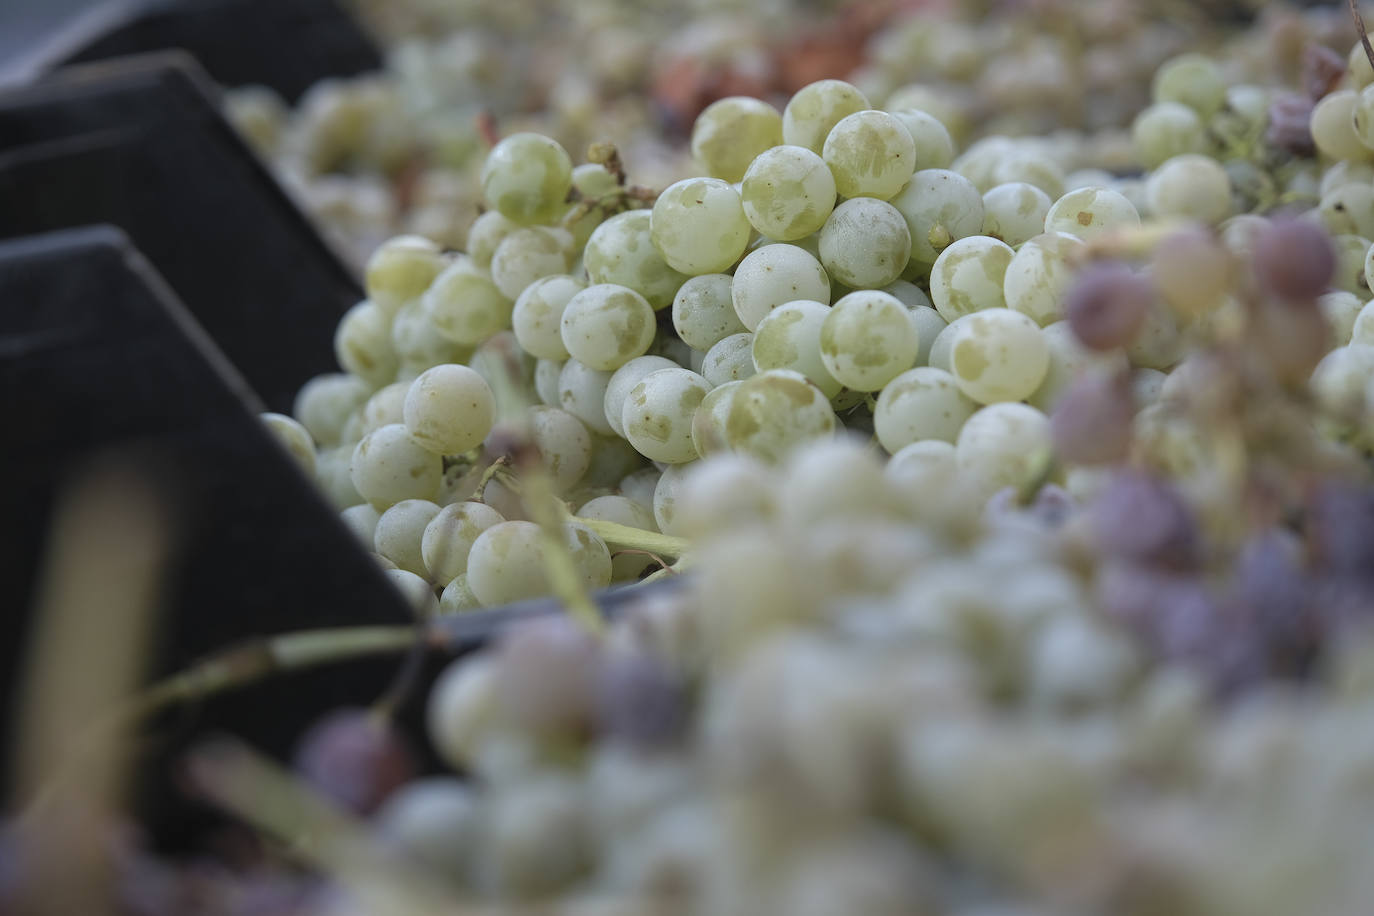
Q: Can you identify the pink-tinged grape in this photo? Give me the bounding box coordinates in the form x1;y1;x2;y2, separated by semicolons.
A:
1064;262;1154;351
1251;218;1337;301
1050;370;1135;465
1090;470;1198;569
494;616;603;739
595;651;687;749
292;708;415;815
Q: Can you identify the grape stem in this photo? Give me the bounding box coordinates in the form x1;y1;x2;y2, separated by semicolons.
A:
1352;0;1374;77
566;515;688;559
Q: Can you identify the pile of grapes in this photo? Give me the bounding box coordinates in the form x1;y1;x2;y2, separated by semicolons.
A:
15;2;1374;915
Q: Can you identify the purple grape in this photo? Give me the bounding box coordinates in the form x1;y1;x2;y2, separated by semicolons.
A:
1231;528;1318;674
1090;470;1198;569
1302;44;1347;100
1266;92;1316;156
596;651;688;749
1064;261;1155;351
1251;218;1336;301
1305;480;1374;579
1309;575;1374;633
1029;483;1077;528
494;615;603;738
1050;370;1135;465
292;708;416;815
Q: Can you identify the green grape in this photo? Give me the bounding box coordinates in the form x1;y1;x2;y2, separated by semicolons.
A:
489;227;570;300
873;367;977;452
1333;234;1373;296
947;308;1050;404
1312;90;1372;162
821;110;916;200
883;83;969;142
618;469;661;513
571;162;618;199
884;439;958;505
527;406;593;492
1044;186;1140;239
511;274;585;361
557;359;615;436
777;436;891;526
422;501;505;585
622;368;711;463
691;380;743;458
563;522;613;592
1125;295;1185;371
929;235;1015;323
907;305;947;365
740;145;838;241
1311;344;1374;418
950;135;1014;192
339;503;380;546
577;494;658;581
1320;291;1363;346
650;177;752;275
360;381;408;435
817;197;911;288
438;575;481;613
426;655;499;771
1351;298;1374;344
261;412;316;474
652;462;694;535
954;402;1052;500
351;423;443;509
374;498;441;576
424;260;514;346
753;300;843;397
1003;232;1083;327
981;182;1052;248
558;283;656;371
702;332;758;386
1321;161;1374;198
584;210;689;310
534;358;563;407
1144;154;1233;225
1354;85;1374;153
1151;53;1226;117
334;300;398;388
466;520;550;606
384;569;440;617
677;452;778;537
672;274;746;351
990;150;1064;200
467;210;520;268
819;291;920;392
725;369;837;463
782;79;871;154
891;169;985;264
732;244;832;331
603;355;679;438
391;299;472;376
887;108;954;171
691;96;784;183
294;373;370;448
315;444;364;509
403;364;495;455
364;235;446;315
1028;320;1127;411
480;132;573;225
880;279;933;310
926;314;968;373
1130;102;1209;170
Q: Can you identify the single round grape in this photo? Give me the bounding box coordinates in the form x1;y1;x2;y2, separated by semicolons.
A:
1044;186;1141;239
1151;53;1226;116
891;168;985;264
753;299;842;397
1252;218;1337;301
334;301;398;389
888;108;955;170
1064;261;1155;350
422;501;504;586
885;83;970;142
652;463;693;535
955;403;1052;499
584;210;689;310
873;367;977;452
691;96;784;183
364;235;445;315
403;364;495;455
359;381;407;435
650;177;752;275
374;777;480;878
558;283;656;371
981;182;1052;248
292;707;415;816
691;380;743;458
534;358;563;407
622;368;711;464
294;373;370;448
1318;183;1374;240
1311;90;1371;162
351;424;442;509
1320;291;1363;346
603;355;679;438
821;109;916;200
817;197;911;288
950;135;1014;191
390;298;471;376
1002;232;1083;327
702;332;758;386
511;274;585;361
526;406;592;492
1352;299;1374;344
468;211;519;268
374;498;441;576
782;79;871;154
1144;154;1233;225
339;503;380;546
480;132;573;225
557;359;615;437
1050;369;1135;465
577;494;659;581
489;227;570;301
906;305;948;365
316;444;364;508
563;522;613;592
1029;320;1128;411
672;274;745;351
880;279;933;310
725;369;837;463
1331;233;1373;297
261;412;316;474
884;439;958;509
466;520;550;606
732;244;832;331
1311;344;1374;418
947;308;1050;404
424;261;513;347
740;145;838;241
383;568;441;617
928;235;1015;323
990;150;1065;199
926;314;970;373
819;291;920;392
1149;228;1234;317
426;655;499;771
1131;102;1210;170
